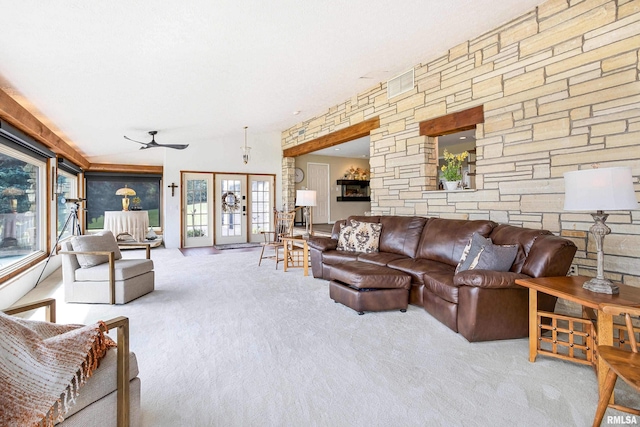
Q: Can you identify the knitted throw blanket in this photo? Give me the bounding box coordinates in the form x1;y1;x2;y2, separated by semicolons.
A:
0;311;115;427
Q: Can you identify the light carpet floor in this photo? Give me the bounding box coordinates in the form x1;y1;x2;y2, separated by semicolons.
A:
18;247;640;426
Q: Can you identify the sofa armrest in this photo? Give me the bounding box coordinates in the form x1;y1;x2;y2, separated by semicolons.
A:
454;270;531;289
307;236;338;251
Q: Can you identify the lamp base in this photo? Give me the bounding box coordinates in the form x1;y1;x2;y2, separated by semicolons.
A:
583;277;619;294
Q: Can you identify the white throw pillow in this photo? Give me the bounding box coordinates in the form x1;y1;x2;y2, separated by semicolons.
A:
71;231;122;268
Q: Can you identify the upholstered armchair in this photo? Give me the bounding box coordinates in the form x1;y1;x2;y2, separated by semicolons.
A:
60;231;154;304
2;298;141;427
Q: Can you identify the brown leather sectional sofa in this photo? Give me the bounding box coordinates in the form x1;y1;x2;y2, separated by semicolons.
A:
307;215;577;342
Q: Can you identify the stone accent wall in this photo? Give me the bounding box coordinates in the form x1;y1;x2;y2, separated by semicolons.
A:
282;0;640;286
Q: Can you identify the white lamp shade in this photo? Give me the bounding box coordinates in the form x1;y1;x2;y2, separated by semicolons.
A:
564;167;638;211
296;190;317;207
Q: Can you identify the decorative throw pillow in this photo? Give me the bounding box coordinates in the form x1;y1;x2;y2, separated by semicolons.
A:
336;223;355;252
456;232;492;274
465;243;518;272
349;219;383;254
71;231;122;268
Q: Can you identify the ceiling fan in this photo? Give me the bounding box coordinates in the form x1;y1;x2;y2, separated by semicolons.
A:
124;130;189;150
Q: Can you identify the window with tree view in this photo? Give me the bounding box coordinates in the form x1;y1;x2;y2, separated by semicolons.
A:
85;174;161;230
0;146;45;273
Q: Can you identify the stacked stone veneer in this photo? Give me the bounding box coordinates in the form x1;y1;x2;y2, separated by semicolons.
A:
282;0;640;286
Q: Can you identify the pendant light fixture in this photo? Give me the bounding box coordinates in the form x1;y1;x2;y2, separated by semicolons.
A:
241;126;251;164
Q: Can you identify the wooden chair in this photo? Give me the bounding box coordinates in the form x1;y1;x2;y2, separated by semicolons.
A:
258;209;295;269
593;303;640;426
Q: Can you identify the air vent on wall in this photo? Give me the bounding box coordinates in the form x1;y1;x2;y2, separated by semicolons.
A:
387;69;414;99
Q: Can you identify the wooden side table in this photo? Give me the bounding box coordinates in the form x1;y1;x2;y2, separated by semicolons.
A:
281;236;309;276
516;276;640;403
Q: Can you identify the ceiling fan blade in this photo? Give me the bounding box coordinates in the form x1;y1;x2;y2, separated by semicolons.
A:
124;135;148;145
126;131;188;150
159;143;189;150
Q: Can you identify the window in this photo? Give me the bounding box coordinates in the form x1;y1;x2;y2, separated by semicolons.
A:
56;170;79;239
85;173;162;230
0;145;46;274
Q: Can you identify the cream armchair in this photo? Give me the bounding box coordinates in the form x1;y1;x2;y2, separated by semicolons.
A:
3;298;140;427
60;231;154;304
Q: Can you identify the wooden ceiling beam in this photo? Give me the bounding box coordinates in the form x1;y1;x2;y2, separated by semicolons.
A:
0;88;90;169
419;105;484;137
283;117;380;158
87;163;163;174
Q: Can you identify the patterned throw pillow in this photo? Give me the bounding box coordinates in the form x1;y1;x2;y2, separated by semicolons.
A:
349;219;383;253
455;232;492;274
455;232;518;273
336;223;355;252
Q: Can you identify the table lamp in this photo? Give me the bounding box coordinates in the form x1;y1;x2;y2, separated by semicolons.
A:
564;166;638;294
115;185;136;211
296;189;317;238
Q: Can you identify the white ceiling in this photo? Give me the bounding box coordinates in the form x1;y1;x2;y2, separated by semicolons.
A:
0;0;542;165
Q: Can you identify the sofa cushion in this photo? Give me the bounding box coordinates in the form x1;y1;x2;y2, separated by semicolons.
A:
71;231;122;268
349;219;382;253
75;259;153;281
378;216;429;258
387;258;455;286
416;218;496;266
455;232;492;274
357;252;409;266
330;261;411;290
62;348;139;420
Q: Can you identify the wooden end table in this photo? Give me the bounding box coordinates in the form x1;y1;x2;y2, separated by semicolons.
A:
281;236;309;276
516;276;640;403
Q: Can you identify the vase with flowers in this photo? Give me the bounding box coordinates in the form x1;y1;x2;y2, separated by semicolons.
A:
440;149;469;191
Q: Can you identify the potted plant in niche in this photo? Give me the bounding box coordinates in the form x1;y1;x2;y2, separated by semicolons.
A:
440;149;469;191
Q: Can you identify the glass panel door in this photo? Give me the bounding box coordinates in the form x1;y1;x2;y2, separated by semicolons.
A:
249;175;274;243
183;172;213;248
215;174;247;245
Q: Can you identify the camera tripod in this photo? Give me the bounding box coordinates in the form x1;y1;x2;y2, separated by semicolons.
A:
35;200;82;287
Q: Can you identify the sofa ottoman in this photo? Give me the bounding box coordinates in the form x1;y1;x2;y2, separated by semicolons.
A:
329;261;411;315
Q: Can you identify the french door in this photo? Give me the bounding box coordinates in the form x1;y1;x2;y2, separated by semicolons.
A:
183;172;214;248
182;173;274;247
